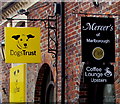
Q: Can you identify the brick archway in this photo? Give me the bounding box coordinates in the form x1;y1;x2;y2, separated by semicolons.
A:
34;63;54;103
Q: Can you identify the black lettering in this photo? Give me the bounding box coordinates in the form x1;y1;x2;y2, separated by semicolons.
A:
33;51;36;55
23;50;26;55
10;50;14;55
10;50;37;57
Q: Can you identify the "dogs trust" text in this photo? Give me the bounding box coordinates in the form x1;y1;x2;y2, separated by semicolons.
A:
10;50;36;57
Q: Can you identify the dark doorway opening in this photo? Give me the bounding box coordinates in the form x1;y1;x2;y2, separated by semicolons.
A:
87;84;104;104
87;84;115;104
79;70;115;104
34;63;54;104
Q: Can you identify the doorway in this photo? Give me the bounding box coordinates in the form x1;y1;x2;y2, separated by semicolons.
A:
34;63;54;104
87;84;115;104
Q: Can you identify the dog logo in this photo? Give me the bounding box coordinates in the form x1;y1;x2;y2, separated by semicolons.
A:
12;34;35;49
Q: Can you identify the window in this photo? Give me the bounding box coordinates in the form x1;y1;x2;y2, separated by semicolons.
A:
87;84;115;104
103;84;115;103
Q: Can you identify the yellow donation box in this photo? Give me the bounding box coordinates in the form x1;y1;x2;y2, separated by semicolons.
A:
5;27;41;63
10;64;26;102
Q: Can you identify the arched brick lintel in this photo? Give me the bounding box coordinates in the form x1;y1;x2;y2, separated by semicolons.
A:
42;53;56;83
34;53;57;102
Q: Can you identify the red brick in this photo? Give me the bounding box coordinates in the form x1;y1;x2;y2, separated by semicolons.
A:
1;1;120;103
116;57;120;61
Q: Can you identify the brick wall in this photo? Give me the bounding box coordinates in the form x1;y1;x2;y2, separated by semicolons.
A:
27;2;120;103
0;22;11;102
0;1;120;103
27;2;58;102
64;2;120;103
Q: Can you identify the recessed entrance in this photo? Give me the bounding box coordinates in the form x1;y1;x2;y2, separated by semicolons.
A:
79;71;115;104
34;63;54;104
87;84;115;104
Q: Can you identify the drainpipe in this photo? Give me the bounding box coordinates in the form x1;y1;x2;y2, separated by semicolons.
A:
61;2;65;104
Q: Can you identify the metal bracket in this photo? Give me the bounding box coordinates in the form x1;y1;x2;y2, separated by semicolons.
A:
72;12;120;16
48;15;58;67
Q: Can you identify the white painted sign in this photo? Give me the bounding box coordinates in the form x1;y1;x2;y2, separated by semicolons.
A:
84;64;114;83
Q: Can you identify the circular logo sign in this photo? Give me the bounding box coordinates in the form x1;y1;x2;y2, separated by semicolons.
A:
92;47;104;60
